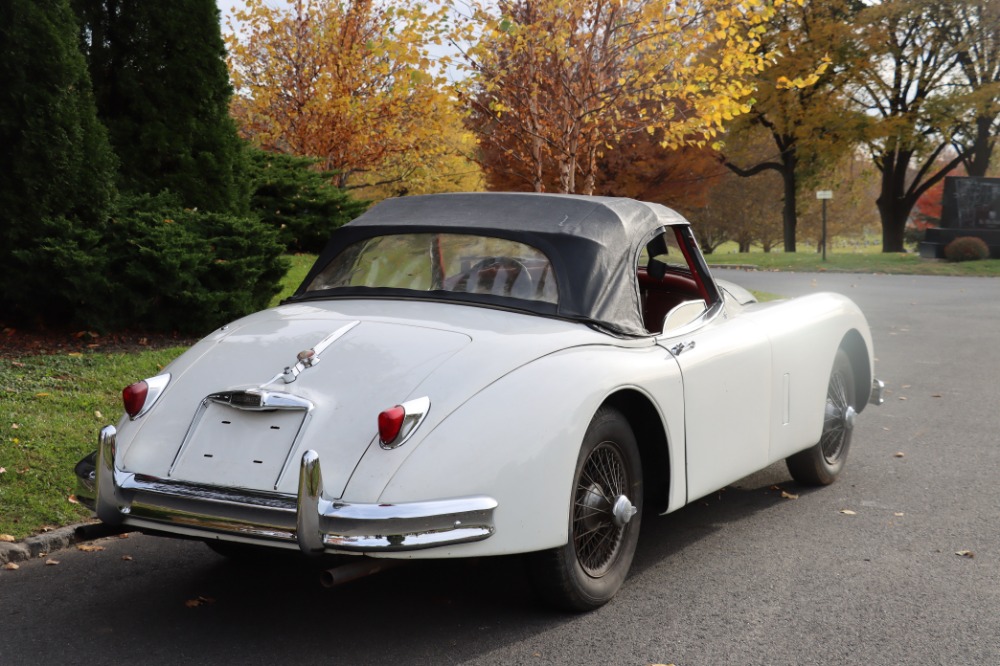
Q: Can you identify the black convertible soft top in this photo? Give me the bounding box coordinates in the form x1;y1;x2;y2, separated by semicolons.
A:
294;192;691;336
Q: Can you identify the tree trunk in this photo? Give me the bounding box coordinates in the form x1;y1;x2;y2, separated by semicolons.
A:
780;152;798;253
876;147;915;253
722;135;798;252
531;134;544;192
964;115;995;178
876;191;909;253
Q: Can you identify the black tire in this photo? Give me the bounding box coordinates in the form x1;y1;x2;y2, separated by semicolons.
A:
529;406;643;611
786;349;857;486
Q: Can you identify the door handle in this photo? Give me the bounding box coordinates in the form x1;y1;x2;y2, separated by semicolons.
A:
669;341;696;356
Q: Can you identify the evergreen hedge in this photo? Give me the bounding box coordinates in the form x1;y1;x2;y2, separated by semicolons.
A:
248;148;368;253
97;194;288;334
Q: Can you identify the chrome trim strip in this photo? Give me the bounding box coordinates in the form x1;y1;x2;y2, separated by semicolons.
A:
268;320;361;384
205;389;315;412
380;396;431;449
91;433;498;553
131;373;171;420
656;299;724;340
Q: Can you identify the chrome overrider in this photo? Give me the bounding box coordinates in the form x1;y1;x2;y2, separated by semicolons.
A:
76;425;498;553
870;379;886;406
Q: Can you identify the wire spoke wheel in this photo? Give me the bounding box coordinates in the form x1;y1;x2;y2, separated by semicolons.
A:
787;348;857;486
573;442;629;576
529;406;642;611
821;368;854;464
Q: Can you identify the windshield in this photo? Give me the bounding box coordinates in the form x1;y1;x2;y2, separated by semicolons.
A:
305;233;558;304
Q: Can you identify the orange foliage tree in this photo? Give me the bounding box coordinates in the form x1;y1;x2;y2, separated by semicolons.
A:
227;0;460;189
461;0;809;196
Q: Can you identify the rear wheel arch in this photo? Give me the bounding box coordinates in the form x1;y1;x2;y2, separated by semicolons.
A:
603;389;671;513
839;329;871;414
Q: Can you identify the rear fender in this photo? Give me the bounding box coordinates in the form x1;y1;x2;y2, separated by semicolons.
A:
369;343;684;558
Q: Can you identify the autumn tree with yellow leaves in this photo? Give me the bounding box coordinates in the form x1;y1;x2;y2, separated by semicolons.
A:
718;0;855;252
227;0;471;192
461;0;812;196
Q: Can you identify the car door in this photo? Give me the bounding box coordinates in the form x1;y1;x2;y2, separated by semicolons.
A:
644;227;773;503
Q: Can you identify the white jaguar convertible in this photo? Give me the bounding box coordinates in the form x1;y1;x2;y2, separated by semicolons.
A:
75;192;883;610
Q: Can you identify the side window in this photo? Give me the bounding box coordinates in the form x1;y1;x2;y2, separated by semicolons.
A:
637;228;716;334
639;230;689;275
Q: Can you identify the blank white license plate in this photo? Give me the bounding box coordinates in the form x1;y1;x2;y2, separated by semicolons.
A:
169;403;306;490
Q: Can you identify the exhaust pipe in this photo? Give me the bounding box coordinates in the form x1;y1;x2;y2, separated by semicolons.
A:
320;558;404;588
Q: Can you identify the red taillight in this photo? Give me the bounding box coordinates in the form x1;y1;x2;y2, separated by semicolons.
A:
123;381;149;418
378;405;405;445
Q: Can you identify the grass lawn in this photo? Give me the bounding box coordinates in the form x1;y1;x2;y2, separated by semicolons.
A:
2;246;998;540
270;253;316;305
706;247;1000;277
1;347;186;539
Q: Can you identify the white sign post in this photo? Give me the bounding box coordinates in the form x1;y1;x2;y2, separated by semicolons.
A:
816;190;833;261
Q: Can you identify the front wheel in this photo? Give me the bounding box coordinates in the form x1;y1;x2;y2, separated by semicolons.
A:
786;349;857;486
529;406;643;611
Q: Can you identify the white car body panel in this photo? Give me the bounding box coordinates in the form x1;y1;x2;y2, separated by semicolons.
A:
661;309;773;502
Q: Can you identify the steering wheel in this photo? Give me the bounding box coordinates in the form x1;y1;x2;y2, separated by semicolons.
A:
455;257;534;298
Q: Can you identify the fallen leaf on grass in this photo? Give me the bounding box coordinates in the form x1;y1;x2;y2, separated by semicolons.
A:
0;534;15;542
839;509;857;515
94;410;103;419
45;559;59;566
781;491;799;500
3;562;19;570
68;495;79;504
35;392;50;398
68;352;83;358
0;467;5;474
955;550;975;559
184;596;216;608
76;543;104;552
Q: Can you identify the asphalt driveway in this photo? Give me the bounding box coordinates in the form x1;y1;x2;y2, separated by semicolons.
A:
2;270;998;665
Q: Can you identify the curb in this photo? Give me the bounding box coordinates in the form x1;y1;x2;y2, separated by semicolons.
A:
0;521;124;566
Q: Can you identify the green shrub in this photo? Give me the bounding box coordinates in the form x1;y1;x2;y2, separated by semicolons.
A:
944;236;990;262
96;193;288;334
248;148;368;253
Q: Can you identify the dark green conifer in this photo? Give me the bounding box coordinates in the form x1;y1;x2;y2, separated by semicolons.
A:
73;0;245;213
0;0;117;325
247;148;369;254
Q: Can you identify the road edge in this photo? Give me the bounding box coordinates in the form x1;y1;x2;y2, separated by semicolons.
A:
0;522;128;566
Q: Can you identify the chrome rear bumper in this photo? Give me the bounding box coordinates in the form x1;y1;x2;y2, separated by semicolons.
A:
75;425;497;554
